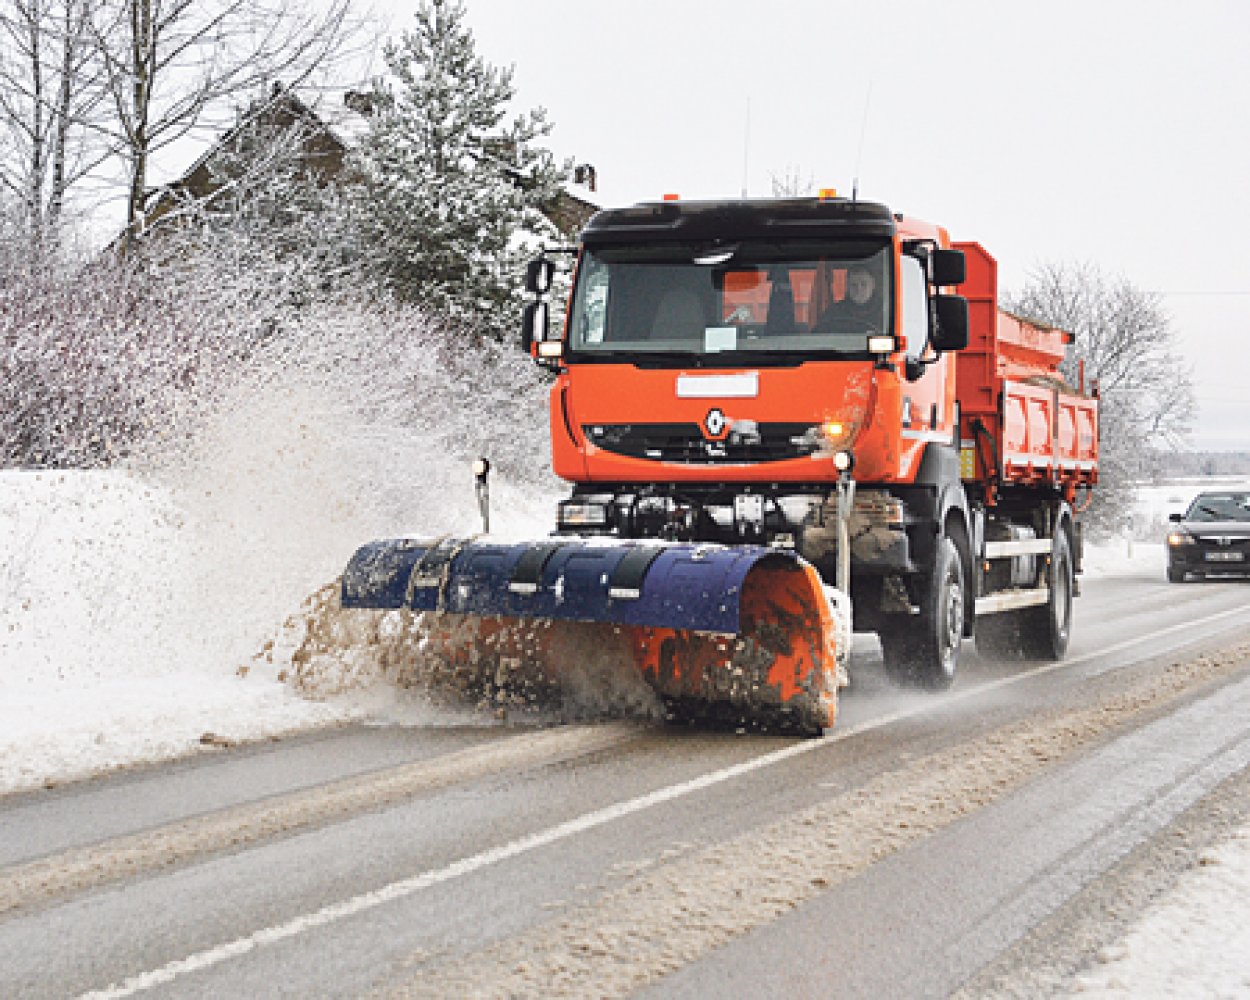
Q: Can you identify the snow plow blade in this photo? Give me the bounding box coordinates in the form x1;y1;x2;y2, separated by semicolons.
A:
341;538;840;733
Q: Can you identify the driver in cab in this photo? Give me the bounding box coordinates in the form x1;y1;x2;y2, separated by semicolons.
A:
814;266;882;332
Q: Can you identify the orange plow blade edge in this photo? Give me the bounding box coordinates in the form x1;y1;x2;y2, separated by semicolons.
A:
628;562;839;732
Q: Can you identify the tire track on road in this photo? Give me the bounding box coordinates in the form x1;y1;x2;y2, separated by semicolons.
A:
0;723;640;918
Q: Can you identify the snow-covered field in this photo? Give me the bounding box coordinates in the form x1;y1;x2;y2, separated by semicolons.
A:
2;469;1248;995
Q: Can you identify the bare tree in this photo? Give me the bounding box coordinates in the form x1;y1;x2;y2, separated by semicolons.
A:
1005;261;1195;529
0;0;108;255
85;0;357;250
769;164;814;198
0;0;363;256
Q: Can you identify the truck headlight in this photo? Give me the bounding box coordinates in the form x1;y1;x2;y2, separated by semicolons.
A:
1167;531;1194;547
817;418;860;450
559;502;609;527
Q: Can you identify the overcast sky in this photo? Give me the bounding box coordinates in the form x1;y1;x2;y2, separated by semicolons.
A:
372;0;1248;451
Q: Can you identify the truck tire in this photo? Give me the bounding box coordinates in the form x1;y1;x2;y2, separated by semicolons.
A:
1167;565;1186;583
1017;532;1074;660
879;536;964;690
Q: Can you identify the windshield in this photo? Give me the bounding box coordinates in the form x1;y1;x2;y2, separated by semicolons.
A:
567;240;891;359
1185;492;1250;522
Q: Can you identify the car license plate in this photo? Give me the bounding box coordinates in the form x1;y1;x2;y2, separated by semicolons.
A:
1205;551;1244;562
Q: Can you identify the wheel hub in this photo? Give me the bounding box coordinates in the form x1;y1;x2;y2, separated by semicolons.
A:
944;578;964;658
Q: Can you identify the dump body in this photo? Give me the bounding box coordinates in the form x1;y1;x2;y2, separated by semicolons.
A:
954;242;1098;503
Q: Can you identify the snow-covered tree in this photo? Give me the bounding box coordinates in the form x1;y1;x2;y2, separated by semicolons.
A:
347;0;566;337
0;227;287;467
1006;262;1195;532
0;211;556;473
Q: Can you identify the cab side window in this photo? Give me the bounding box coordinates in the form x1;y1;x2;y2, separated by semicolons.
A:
575;258;610;343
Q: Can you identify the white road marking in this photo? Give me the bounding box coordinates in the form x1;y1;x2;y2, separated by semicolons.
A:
80;602;1250;999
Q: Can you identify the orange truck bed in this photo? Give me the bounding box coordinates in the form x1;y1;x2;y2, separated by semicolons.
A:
953;242;1098;502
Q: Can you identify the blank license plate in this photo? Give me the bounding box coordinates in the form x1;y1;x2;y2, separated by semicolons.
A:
1205;551;1245;562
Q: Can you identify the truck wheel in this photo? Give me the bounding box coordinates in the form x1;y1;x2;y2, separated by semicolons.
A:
880;537;964;690
1018;533;1074;660
1167;565;1186;583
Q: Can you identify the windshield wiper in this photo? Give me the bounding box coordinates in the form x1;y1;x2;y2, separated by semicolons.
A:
603;350;810;369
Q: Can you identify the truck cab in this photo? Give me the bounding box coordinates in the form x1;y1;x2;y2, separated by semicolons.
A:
531;196;966;488
525;194;966;603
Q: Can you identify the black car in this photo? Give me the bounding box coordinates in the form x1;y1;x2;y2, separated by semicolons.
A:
1166;490;1250;582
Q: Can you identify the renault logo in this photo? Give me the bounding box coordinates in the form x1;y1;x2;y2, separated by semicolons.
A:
704;408;727;438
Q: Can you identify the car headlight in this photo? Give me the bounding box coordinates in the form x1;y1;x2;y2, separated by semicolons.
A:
1167;531;1195;547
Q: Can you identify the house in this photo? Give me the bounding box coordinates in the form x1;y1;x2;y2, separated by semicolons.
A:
140;87;355;233
137;85;598;241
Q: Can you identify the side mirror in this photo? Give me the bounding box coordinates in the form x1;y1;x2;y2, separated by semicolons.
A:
932;248;966;287
1169;512;1183;523
525;257;555;295
521;300;549;353
932;294;969;352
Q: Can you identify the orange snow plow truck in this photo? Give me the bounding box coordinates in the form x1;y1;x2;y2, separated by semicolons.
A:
341;195;1098;734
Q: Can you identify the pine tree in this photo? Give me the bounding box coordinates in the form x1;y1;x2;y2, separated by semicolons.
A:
349;0;566;336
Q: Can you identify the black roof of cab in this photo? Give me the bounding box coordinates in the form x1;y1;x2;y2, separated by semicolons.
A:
580;197;897;245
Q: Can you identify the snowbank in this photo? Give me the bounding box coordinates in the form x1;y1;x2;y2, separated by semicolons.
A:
0;339;566;794
0;469;362;793
1069;829;1250;998
1;291;576;793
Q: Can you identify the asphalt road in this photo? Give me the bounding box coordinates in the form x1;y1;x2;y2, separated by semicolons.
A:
2;567;1249;999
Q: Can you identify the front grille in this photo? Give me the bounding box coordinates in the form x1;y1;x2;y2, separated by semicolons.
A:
1191;534;1250;555
584;422;817;464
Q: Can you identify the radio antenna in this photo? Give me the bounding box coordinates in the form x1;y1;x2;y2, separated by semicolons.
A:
852;82;873;202
741;96;751;198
